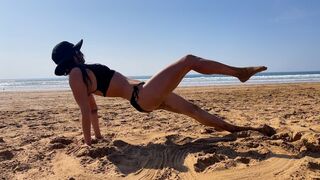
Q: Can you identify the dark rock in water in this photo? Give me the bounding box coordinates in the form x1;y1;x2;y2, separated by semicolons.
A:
0;150;14;161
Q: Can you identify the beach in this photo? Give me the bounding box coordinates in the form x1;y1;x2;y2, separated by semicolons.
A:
0;83;319;179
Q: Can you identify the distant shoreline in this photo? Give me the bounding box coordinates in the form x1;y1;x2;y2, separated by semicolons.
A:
1;71;320;92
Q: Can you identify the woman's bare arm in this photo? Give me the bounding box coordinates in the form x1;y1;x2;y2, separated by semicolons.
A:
88;94;102;139
69;68;92;145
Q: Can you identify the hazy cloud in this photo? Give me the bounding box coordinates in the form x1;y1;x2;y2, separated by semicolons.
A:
272;7;316;23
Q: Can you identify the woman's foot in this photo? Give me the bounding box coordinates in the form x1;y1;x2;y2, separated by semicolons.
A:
237;66;267;83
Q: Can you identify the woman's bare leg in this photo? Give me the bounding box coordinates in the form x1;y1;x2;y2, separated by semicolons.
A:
157;92;275;136
140;55;267;110
157;93;258;132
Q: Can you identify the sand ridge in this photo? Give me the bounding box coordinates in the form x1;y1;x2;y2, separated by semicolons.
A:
0;83;319;179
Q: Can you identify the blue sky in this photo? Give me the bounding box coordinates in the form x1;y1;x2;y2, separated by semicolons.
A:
0;0;319;79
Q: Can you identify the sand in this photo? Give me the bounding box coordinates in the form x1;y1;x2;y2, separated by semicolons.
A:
0;83;319;180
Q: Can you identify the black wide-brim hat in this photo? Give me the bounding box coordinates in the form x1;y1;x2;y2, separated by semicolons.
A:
51;39;83;76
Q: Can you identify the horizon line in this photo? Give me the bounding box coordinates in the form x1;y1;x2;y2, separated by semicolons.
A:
1;70;320;81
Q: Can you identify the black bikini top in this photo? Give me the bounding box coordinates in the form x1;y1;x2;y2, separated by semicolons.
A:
84;64;115;96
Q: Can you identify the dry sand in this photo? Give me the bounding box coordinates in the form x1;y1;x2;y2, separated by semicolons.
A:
0;83;319;179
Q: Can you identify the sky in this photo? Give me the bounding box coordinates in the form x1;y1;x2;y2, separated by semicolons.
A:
0;0;319;79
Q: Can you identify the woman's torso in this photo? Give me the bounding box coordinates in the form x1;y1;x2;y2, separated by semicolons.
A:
83;64;140;100
84;64;114;96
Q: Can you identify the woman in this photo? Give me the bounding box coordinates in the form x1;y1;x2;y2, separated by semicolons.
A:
51;39;275;145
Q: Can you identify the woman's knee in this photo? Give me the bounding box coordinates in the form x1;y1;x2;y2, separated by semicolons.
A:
179;54;199;69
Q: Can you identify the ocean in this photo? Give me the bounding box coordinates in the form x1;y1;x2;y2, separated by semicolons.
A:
1;71;320;92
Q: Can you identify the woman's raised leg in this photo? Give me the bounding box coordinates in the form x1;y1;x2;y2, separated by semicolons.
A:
140;55;267;110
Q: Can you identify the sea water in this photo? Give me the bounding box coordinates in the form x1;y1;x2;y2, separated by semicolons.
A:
1;71;320;92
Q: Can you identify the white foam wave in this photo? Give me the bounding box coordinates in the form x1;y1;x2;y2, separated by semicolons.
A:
1;73;320;91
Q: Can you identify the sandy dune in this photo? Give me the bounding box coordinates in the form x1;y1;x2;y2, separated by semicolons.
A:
0;83;319;179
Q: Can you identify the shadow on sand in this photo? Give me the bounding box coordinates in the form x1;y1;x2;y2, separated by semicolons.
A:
77;133;319;175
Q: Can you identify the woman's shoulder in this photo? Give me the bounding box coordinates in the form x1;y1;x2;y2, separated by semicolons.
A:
69;67;83;77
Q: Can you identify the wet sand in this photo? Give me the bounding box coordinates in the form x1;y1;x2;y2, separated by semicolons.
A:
0;83;319;179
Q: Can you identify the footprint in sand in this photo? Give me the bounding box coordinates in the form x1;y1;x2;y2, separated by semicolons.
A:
235;157;251;164
0;150;14;161
307;161;320;171
48;136;73;150
194;154;224;172
271;131;303;142
301;133;320;153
